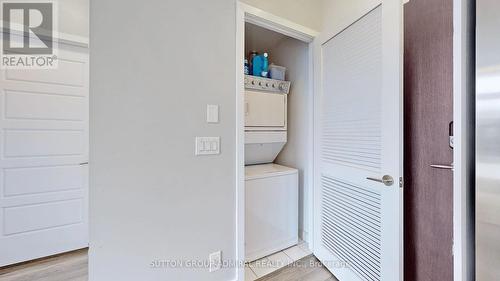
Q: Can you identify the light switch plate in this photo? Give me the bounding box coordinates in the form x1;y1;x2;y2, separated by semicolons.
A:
195;137;220;155
207;104;219;123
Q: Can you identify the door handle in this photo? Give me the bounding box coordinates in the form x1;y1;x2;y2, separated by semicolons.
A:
430;163;454;171
449;121;454;149
366;175;394;186
79;162;89;166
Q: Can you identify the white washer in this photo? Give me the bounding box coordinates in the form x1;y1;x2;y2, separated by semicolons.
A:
245;164;298;262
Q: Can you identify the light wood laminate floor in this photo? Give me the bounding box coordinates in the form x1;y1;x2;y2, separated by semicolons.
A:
0;250;336;281
0;249;88;281
256;255;337;281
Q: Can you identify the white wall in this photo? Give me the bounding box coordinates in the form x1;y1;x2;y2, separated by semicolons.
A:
245;23;288;54
240;0;323;31
270;38;312;243
242;0;384;34
89;1;404;280
58;0;89;37
321;0;380;38
90;1;236;280
7;0;89;38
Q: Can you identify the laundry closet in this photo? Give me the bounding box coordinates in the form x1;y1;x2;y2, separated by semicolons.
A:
243;22;312;266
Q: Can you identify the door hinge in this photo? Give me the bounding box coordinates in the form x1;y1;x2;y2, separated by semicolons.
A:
399;177;404;188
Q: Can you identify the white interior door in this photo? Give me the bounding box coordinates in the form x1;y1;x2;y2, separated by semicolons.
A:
313;2;402;281
0;43;89;266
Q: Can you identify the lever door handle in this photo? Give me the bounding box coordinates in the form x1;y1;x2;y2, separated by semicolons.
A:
430;164;454;170
366;175;394;186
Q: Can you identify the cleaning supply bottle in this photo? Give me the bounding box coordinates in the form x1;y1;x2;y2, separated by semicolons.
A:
252;54;263;77
249;51;258;75
261;53;269;77
244;58;249;75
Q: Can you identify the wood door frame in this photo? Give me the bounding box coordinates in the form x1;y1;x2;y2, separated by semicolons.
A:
235;3;317;281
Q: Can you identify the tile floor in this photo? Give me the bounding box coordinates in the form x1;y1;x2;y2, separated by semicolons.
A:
245;242;313;280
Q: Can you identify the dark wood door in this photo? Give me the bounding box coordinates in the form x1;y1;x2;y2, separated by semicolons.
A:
404;0;454;280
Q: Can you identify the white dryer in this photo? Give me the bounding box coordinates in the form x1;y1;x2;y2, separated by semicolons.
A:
244;75;289;165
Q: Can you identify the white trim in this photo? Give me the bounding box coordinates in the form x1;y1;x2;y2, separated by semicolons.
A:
57;32;89;48
235;3;245;281
453;0;474;280
452;0;464;276
239;3;318;43
2;23;89;48
306;36;315;251
235;3;317;280
312;35;321;258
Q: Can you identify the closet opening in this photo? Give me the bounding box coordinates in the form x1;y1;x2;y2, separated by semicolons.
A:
236;9;317;279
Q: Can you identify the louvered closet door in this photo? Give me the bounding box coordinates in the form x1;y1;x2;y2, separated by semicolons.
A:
313;3;402;281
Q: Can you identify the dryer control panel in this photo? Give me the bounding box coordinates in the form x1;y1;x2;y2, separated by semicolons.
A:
244;75;291;94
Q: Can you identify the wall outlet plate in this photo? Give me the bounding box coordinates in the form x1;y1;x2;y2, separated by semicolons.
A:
195;137;220;156
209;251;222;272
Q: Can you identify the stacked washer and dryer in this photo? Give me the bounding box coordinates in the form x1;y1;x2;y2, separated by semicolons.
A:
244;75;299;262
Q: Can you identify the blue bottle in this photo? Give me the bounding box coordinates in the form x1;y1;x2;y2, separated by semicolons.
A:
249;51;258;75
261;53;269;77
252;55;263;77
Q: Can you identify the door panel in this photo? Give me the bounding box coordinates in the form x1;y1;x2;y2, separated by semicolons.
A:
0;45;89;266
245;91;286;127
314;2;403;281
403;0;454;280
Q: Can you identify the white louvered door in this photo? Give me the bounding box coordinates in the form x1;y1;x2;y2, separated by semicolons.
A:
313;2;402;281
